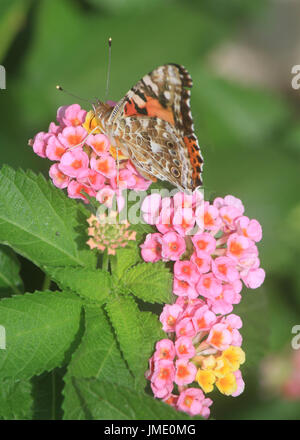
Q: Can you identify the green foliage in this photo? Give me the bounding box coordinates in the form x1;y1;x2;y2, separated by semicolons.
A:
122;261;173;304
71;377;203;420
63;307;134;419
0;290;82;379
0;378;33;419
47;266;112;303
112;244;141;279
0;245;23;297
106;295;163;389
0;166;96;269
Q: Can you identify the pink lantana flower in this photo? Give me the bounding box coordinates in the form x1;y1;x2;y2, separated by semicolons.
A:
202;202;221;231
67;180;96;202
212;256;239;283
192;232;216;255
151;381;174;399
31;131;51;158
207;323;232;351
190;251;211;274
175;317;196;338
174;260;200;284
86;133;110;156
59;149;89;178
49;163;70;189
213;195;245;214
175;359;197;386
77;169;105;191
58;126;88;149
242;267;265;289
140;233;162;263
57;103;87;127
196;273;222;299
227;233;251;261
177;388;207;417
236;216;262;242
219;205;244;230
161;231;186;261
154;339;175;362
160;304;183;333
152;359;175;390
192;305;217;332
90;155;117;179
175;336;196;359
46;135;66;161
173;278;198;299
207;284;241;315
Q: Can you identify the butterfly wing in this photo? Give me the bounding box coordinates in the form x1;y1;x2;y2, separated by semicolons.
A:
109;64;203;191
116;116;194;191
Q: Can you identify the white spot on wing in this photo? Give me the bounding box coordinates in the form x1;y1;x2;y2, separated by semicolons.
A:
143;75;159;94
150;140;162;154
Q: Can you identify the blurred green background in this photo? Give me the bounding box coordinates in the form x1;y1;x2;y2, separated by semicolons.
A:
1;0;300;419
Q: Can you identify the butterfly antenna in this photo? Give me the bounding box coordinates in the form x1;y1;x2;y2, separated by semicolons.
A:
105;37;112;100
56;85;92;104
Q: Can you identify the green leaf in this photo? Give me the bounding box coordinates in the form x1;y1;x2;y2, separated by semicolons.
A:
123;262;173;304
112;244;141;279
234;288;269;372
0;245;23;297
0;290;82;380
63;306;134;420
72;378;203;420
106;295;163;389
46;266;112;303
0;378;33;420
0;166;96;269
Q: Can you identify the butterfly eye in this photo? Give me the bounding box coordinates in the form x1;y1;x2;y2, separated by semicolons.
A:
171;167;180;177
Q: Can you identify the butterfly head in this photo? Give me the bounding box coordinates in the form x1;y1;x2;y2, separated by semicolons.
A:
92;100;112;132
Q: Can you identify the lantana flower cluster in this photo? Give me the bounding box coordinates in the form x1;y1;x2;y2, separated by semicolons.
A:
28;104;151;206
86;212;136;255
141;192;265;417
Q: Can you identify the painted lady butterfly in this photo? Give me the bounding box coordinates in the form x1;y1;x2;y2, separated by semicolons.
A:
92;64;203;192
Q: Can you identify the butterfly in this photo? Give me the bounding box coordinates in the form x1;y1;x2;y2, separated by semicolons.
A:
92;64;203;192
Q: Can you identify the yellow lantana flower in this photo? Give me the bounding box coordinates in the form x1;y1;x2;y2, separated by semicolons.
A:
213;357;232;378
222;346;245;372
216;372;237;396
196;368;216;393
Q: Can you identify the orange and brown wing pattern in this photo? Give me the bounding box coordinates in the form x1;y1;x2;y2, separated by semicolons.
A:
109;64;203;190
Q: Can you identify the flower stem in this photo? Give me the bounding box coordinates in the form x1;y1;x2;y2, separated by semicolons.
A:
102;250;109;272
42;273;51;291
